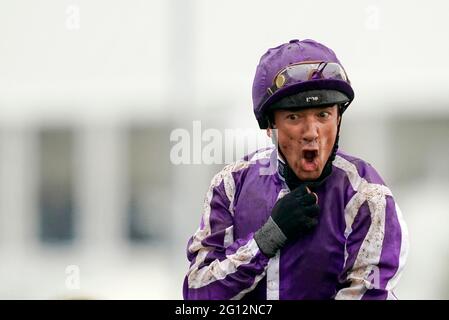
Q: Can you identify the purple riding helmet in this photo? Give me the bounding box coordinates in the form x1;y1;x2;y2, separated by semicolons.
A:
252;39;355;129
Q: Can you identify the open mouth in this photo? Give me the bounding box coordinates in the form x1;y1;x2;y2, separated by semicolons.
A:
303;150;318;163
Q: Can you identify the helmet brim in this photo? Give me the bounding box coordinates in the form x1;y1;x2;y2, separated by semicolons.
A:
257;79;354;128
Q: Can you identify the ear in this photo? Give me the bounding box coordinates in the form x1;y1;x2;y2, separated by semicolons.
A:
336;104;343;125
266;128;271;138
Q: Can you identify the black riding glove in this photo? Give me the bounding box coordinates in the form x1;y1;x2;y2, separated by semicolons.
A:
254;185;320;257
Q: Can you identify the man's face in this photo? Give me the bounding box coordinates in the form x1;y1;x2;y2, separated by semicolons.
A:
271;104;340;181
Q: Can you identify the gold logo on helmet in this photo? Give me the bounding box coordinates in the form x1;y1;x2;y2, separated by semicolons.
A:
275;74;286;89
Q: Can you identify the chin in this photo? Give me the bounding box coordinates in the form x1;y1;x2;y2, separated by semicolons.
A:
296;169;323;181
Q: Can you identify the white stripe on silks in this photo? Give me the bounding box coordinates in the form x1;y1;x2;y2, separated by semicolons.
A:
387;290;398;300
348;193;386;289
223;150;273;216
343;192;367;266
349;193;386;278
333;156;393;198
266;252;281;300
187;151;273;291
344;192;366;238
188;161;249;254
385;203;410;292
223;226;234;248
334;282;368;300
333;155;392;300
187;161;249;289
266;188;289;300
231;268;269;300
188;238;261;289
224;173;236;216
333;156;364;191
335;194;387;300
223;161;252;217
250;148;274;162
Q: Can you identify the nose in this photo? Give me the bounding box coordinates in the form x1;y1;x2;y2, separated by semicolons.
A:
302;118;319;144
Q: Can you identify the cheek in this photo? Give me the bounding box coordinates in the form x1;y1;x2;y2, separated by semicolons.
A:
278;131;297;150
322;125;338;151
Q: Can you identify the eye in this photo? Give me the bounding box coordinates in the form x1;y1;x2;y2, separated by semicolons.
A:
318;111;330;119
286;114;299;121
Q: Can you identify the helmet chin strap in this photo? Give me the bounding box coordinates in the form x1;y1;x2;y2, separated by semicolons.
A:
272;108;343;191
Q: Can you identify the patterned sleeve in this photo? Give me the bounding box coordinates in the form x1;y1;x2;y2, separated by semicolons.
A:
334;159;409;300
183;163;270;300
